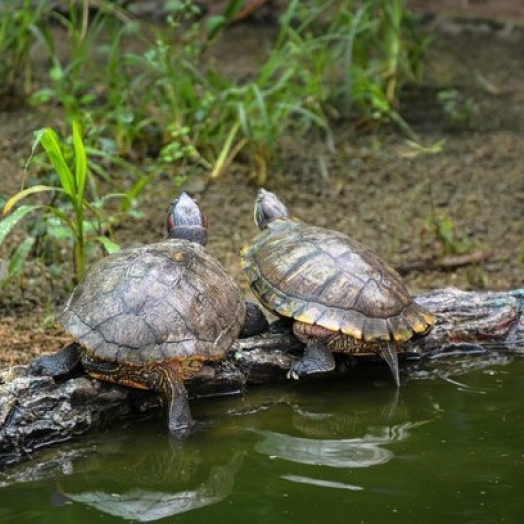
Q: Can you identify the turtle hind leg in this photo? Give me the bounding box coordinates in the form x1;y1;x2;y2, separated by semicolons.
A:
378;342;400;387
287;340;335;380
154;363;196;436
27;342;83;378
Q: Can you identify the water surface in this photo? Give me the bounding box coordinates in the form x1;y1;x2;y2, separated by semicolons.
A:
1;358;523;523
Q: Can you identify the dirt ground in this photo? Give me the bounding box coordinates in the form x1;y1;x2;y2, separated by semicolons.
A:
1;3;524;367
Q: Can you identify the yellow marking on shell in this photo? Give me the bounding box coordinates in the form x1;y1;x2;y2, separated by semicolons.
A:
180;358;205;380
407;314;431;334
293;311;318;325
171;251;186;263
420;311;437;327
317;317;342;333
363;331;391;342
239;244;250;259
340;325;363;340
339;314;366;340
387;317;413;342
392;329;413;343
361;317;391;342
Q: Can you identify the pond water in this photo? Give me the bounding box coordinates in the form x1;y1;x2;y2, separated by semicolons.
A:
0;358;523;524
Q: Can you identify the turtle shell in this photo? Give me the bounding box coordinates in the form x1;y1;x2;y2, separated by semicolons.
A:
59;240;245;365
241;219;434;343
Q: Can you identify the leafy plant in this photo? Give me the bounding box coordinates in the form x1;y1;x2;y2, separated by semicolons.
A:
0;121;120;284
424;213;473;256
0;0;50;101
318;0;430;135
437;89;478;125
29;0;123;118
10;0;430;191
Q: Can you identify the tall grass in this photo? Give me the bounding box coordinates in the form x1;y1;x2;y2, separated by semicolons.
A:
1;121;120;284
0;0;430;285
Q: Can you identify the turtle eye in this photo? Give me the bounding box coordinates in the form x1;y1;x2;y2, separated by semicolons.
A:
200;210;208;230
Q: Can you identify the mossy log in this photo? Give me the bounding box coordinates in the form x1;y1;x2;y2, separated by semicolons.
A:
1;287;523;466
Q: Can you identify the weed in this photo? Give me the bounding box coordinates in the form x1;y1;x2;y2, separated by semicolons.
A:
1;0;431;204
0;0;50;102
1;121;120;285
30;0;122;118
424;214;473;256
400;139;446;159
437;89;478;125
320;0;430;136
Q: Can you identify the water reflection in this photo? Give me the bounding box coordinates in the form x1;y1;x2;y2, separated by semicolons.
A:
252;388;431;469
60;450;243;522
0;426;244;522
0;380;441;522
254;422;417;468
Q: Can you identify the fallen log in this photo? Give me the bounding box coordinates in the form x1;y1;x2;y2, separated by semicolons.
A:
1;287;523;466
396;248;494;275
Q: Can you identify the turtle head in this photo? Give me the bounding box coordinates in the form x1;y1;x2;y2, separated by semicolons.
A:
254;189;291;230
167;192;208;245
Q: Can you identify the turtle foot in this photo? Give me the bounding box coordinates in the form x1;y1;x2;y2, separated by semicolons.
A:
287;340;335;380
27;342;83;378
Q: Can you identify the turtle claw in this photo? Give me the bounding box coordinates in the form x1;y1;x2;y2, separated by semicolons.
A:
286;369;300;380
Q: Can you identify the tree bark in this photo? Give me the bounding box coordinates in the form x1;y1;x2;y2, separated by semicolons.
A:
1;287;523;467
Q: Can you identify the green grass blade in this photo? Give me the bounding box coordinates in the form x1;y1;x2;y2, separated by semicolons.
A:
37;127;75;198
2;185;58;216
8;236;35;277
43;206;77;233
94;235;120;254
72;119;87;202
0;204;43;246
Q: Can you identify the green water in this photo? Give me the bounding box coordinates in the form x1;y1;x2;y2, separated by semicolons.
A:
1;358;523;524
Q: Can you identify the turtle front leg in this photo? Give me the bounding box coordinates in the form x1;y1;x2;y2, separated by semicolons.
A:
27;342;83;378
241;301;269;337
287;339;336;379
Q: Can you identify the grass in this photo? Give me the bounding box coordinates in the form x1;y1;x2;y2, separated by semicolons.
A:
1;121;120;284
0;0;50;100
0;0;430;286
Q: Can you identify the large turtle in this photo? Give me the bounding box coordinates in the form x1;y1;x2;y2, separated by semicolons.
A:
29;193;267;434
241;189;435;386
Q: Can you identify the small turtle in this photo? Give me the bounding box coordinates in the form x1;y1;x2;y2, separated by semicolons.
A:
241;189;435;386
29;193;267;434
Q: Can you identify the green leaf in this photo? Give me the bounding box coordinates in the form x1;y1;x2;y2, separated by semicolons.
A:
8;236;35;277
0;204;43;247
38;128;75;198
94;236;121;254
205;16;227;40
222;0;244;19
72;119;87;203
29;88;56;106
44;206;76;234
2;185;59;216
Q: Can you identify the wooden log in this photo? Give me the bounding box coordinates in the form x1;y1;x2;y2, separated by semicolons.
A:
1;287;523;466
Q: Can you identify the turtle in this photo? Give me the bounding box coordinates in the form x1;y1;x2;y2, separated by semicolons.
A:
29;192;268;434
240;189;436;386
